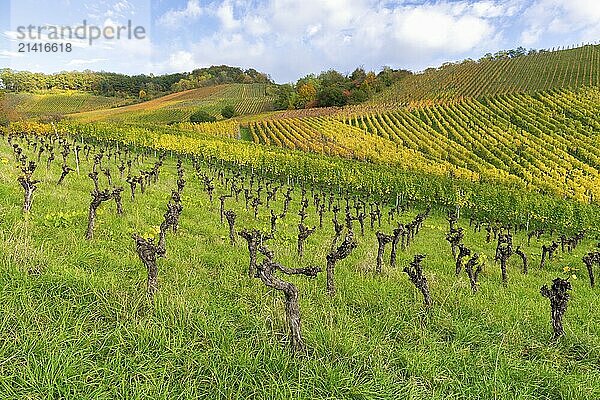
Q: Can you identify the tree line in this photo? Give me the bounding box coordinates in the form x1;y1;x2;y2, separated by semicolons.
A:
0;65;273;99
273;67;411;110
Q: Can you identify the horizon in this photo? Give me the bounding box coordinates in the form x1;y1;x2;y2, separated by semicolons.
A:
1;0;600;83
0;43;597;86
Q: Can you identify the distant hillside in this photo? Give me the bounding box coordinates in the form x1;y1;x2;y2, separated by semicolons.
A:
70;83;276;124
375;44;600;104
5;91;130;119
0;65;272;99
7;44;600;124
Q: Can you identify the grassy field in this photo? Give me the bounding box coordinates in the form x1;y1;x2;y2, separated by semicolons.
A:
1;135;599;399
3;44;600;400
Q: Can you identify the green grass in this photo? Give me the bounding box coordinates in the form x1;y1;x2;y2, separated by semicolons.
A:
1;137;600;399
239;126;253;141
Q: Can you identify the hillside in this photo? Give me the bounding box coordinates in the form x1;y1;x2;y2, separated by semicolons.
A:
5;91;130;118
0;65;272;99
70;83;276;124
5;45;600;124
47;43;600;208
247;87;600;204
5;38;600;399
2;133;600;398
375;44;600;104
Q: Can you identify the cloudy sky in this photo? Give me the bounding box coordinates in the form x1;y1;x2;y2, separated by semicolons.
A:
1;0;599;82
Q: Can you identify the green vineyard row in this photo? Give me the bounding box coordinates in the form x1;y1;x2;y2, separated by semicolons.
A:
7;118;600;234
250;87;600;204
375;44;600;104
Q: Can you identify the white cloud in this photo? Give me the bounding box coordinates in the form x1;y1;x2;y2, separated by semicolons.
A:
471;0;519;18
391;5;494;53
216;1;240;31
157;0;505;80
305;24;322;38
15;0;597;82
0;50;23;58
166;50;197;71
85;0;135;22
67;58;108;66
520;27;542;46
104;0;133;19
521;0;600;45
243;15;270;36
158;0;203;28
113;1;132;14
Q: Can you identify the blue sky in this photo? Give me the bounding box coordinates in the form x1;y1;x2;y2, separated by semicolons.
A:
1;0;600;82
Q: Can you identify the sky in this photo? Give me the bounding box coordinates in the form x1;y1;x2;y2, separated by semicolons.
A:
1;0;600;83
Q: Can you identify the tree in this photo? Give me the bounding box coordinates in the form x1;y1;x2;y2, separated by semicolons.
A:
377;67;411;88
297;82;317;108
221;105;236;119
0;92;7;126
318;70;347;87
190;109;216;123
348;88;368;104
350;67;367;86
361;71;378;93
317;86;346;107
273;84;297;110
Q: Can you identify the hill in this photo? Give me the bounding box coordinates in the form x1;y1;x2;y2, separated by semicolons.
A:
375;44;600;104
69;83;276;124
247;87;600;204
4;91;130;119
0;65;272;99
1;133;600;398
4;39;600;399
5;45;600;122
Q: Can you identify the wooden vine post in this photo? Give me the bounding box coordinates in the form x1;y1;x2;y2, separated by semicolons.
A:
297;223;316;258
496;243;512;287
85;189;112;240
239;229;272;277
464;253;484;293
455;243;471;276
582;252;600;288
224;210;237;245
375;231;393;273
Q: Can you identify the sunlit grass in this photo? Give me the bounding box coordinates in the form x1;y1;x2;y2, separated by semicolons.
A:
0;138;599;399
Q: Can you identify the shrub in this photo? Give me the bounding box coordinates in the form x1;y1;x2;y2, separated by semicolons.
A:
221;105;236;119
190;110;216;123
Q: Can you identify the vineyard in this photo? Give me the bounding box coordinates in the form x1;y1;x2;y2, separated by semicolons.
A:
1;128;600;398
5;91;130;118
374;44;600;104
249;87;600;204
71;83;276;124
3;38;600;399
